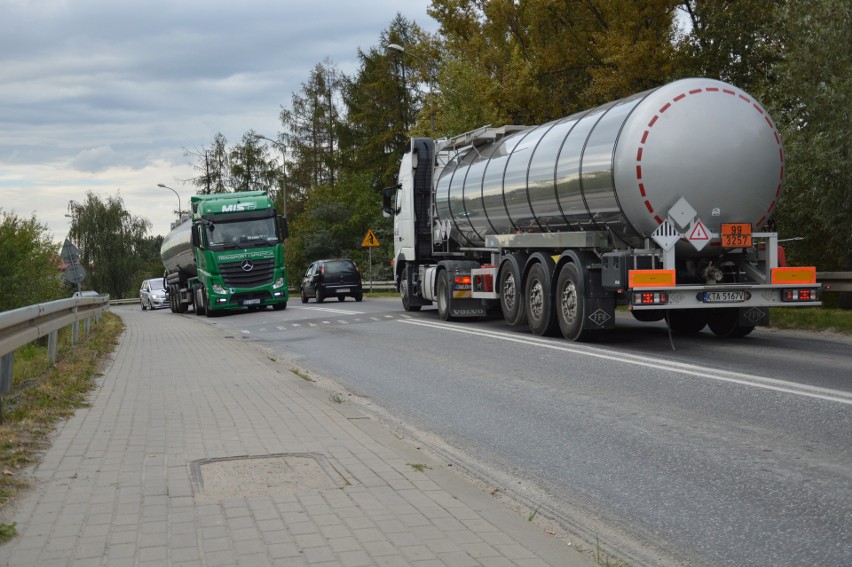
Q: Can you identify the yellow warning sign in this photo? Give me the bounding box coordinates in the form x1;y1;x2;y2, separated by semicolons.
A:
361;229;380;248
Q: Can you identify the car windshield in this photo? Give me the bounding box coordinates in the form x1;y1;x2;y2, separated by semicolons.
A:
324;261;356;274
206;218;277;249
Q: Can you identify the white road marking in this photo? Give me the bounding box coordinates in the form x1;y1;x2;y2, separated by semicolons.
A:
399;319;852;406
292;306;365;315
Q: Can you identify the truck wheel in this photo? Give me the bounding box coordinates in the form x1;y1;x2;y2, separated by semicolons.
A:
666;309;706;334
524;263;557;336
631;310;666;322
194;287;206;316
400;275;421;312
499;262;526;326
437;270;454;321
708;308;754;338
555;263;590;341
273;301;287;311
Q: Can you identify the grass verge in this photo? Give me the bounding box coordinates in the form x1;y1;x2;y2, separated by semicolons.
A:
0;311;123;541
769;306;851;334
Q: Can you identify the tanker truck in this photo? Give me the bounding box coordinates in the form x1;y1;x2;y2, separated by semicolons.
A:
382;78;821;340
160;191;288;315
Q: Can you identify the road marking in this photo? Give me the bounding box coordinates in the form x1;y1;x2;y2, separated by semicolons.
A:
276;326;287;331
292;306;365;315
398;319;852;406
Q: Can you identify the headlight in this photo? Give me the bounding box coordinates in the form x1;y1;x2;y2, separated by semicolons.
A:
273;277;285;289
212;284;226;294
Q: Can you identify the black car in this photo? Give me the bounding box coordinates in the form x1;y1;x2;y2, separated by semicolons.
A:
300;259;363;303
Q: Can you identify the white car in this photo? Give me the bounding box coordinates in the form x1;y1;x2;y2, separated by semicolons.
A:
140;278;168;310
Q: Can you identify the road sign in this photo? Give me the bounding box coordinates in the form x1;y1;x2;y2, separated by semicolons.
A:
361;229;380;248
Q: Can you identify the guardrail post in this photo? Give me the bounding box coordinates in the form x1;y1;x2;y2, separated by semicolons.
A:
1;352;13;393
0;352;12;423
72;321;80;345
48;330;58;365
84;318;91;334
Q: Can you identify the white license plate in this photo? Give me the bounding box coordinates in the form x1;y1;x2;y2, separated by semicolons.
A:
703;291;746;303
337;288;350;294
242;298;261;305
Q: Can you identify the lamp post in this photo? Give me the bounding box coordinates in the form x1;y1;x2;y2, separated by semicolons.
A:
157;184;181;218
253;134;287;218
386;43;435;135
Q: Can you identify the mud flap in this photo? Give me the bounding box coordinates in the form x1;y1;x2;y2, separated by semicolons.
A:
739;306;769;327
582;265;616;331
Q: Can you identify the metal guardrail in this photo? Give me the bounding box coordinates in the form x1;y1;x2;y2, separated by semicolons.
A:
0;296;110;396
817;272;852;293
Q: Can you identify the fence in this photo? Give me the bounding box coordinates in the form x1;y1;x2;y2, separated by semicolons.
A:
0;296;110;400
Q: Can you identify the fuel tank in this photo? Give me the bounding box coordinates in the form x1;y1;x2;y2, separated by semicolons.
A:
434;78;784;255
160;216;196;279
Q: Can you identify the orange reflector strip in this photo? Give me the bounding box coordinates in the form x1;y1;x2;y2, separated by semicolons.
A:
771;266;816;284
629;269;676;288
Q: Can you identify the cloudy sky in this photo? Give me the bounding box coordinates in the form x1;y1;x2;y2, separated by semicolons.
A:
0;0;438;241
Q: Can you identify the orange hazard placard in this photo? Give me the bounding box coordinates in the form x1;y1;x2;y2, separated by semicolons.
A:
721;223;752;248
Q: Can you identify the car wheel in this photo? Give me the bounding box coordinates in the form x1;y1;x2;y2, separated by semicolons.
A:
354;293;363;302
337;295;345;302
316;288;325;303
141;300;147;311
300;287;309;303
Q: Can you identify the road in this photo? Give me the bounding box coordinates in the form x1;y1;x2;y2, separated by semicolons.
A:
155;298;852;567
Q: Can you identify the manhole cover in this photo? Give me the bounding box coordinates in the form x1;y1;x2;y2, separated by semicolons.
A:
190;453;347;499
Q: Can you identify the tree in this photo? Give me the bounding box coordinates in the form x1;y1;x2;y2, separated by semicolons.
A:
768;0;851;271
68;192;153;299
229;131;280;193
186;132;231;194
279;59;344;200
0;209;65;311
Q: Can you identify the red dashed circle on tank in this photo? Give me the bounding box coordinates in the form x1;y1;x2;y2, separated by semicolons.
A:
634;86;784;228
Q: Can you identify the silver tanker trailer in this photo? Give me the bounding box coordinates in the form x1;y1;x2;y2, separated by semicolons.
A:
382;78;821;340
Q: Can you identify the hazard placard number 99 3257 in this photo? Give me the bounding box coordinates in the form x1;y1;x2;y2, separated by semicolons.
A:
721;223;752;248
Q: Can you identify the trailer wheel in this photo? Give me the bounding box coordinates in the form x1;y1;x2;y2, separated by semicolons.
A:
437;270;454;321
708;308;754;338
631;310;666;322
499;262;526;326
525;263;557;336
666;309;706;334
555;263;591;341
400;275;421;312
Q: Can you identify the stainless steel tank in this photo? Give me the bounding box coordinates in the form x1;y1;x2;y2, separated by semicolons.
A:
160;216;196;278
435;78;784;255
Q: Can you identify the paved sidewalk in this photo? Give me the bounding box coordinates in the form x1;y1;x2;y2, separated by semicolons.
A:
0;306;592;566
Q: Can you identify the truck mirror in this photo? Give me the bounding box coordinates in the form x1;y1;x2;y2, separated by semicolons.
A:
191;226;200;247
382;186;399;216
278;216;288;240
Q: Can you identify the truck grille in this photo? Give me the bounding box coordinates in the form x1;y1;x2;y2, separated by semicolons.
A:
220;258;275;287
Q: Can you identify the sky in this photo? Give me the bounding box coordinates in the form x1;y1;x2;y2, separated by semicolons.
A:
0;0;438;242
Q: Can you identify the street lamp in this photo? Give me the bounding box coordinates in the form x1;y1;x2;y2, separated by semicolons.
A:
157;184;181;218
386;43;435;135
253;134;287;218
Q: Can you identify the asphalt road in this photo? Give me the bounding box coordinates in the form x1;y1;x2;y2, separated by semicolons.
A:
162;298;852;567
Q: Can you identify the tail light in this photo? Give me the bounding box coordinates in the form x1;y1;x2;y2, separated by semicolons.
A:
633;291;669;306
782;289;817;302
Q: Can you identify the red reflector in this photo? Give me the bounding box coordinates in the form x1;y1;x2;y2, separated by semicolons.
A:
455;276;471;285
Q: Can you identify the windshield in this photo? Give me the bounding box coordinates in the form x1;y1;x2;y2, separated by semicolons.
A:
206;217;277;249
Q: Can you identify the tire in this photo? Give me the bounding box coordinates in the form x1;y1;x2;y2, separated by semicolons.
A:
273;301;287;311
195;287;206;316
555;263;591;341
141;300;147;311
354;293;363;302
708;308;754;338
666;309;707;334
338;295;345;302
524;262;558;336
300;288;309;303
400;275;421;311
437;270;454;321
499;261;526;326
316;288;325;303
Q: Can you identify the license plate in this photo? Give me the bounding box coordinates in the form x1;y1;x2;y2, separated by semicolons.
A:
703;291;746;303
242;298;261;305
337;288;350;294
